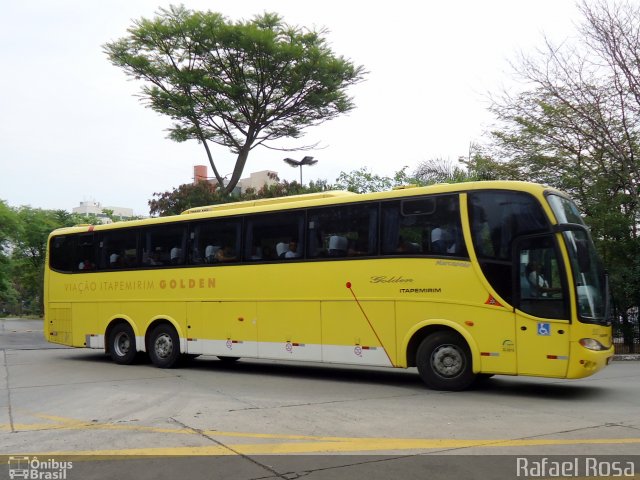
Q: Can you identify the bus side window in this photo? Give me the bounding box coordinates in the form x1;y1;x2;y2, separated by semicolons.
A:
49;236;74;273
469;191;549;305
191;220;241;265
307;204;377;259
75;233;96;271
97;229;139;270
142;225;187;267
381;196;466;257
244;211;305;261
516;236;568;320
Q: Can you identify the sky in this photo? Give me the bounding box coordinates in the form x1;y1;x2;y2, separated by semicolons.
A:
0;0;580;216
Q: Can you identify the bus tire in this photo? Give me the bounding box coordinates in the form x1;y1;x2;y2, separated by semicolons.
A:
108;323;137;365
148;324;181;368
416;331;475;391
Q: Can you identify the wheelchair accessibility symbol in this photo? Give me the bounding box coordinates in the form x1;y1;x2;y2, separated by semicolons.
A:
537;323;551;336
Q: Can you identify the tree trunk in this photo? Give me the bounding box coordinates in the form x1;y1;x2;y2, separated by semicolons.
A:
224;146;251;194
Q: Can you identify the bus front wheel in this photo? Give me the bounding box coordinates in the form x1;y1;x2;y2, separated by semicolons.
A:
148;324;181;368
108;323;137;365
416;332;475;391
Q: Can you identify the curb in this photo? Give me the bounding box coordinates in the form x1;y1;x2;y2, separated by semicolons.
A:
613;354;640;361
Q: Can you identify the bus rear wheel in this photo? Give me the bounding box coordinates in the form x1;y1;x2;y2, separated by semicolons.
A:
148;324;181;368
108;323;137;365
416;331;475;391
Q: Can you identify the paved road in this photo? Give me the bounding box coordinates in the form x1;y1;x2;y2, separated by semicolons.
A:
1;318;638;479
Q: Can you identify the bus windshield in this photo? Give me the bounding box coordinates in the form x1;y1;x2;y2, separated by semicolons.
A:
547;194;610;324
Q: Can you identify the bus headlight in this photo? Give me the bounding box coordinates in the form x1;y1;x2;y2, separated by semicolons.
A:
579;338;607;351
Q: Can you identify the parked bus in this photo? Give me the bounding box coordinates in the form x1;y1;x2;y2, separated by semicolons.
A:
44;181;613;390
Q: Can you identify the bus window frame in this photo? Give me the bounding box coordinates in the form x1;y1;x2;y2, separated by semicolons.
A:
512;232;571;321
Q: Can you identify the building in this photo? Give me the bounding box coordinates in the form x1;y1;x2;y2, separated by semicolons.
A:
237;170;279;192
72;201;134;224
193;165;278;193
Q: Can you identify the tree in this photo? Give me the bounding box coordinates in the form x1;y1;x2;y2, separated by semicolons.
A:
10;208;64;314
334;167;418;193
149;181;224;217
488;0;640;233
0;201;17;305
149;175;334;217
1;206;99;315
486;0;640;345
105;6;366;194
412;144;519;185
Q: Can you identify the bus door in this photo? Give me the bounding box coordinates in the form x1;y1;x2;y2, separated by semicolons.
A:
514;234;570;377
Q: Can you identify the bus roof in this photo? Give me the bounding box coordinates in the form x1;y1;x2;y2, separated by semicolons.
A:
49;181;559;237
180;190;357;215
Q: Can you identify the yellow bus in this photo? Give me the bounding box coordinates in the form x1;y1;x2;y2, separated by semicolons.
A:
44;181;613;390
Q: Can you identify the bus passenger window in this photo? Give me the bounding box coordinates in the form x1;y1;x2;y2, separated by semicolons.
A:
517;235;568;319
468;191;549;305
307;204;377;259
97;229;139;270
73;233;96;271
141;225;186;267
49;236;74;273
191;220;241;265
244;211;304;261
381;195;466;257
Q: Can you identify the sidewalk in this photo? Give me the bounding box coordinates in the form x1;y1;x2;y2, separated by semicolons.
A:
613;354;640;361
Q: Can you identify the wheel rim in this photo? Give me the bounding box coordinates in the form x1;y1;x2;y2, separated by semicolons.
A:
154;333;174;359
114;331;131;357
431;344;465;378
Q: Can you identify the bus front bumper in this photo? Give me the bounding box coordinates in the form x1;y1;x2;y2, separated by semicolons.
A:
565;342;615;379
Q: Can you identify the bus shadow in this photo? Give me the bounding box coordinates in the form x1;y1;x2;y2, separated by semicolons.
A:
62;351;426;389
63;352;608;398
187;357;427;389
471;377;609;400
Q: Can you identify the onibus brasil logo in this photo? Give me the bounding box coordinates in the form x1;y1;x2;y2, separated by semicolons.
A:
8;456;73;479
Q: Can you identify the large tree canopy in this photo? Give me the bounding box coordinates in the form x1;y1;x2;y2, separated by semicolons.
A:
489;0;640;237
105;6;366;193
486;0;640;334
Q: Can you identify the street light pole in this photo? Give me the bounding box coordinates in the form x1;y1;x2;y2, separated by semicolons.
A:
283;156;319;186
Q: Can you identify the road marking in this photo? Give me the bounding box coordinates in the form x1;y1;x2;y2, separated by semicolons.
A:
2;412;639;456
7;437;640;457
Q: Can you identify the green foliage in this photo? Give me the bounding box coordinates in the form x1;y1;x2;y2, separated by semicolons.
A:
0;204;99;315
485;0;640;327
0;201;18;304
105;6;367;193
334;166;416;193
149;175;334;217
149;181;223;217
411;145;520;186
148;165;432;217
243;178;333;200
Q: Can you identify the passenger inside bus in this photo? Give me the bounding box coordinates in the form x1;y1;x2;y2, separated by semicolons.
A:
215;245;236;262
328;235;348;256
526;261;561;297
109;253;121;268
78;259;95;270
204;245;219;263
170;247;183;265
285;241;300;258
276;242;289;258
